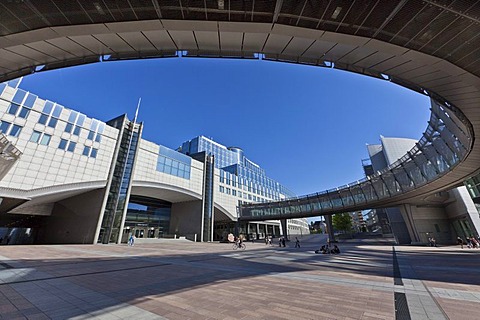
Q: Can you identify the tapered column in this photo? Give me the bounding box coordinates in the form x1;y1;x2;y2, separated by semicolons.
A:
280;219;288;240
325;215;335;242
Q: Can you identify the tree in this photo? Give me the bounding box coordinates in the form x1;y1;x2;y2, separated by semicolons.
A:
332;213;352;233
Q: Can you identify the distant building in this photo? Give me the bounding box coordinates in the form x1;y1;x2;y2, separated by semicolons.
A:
349;211;367;232
178;135;309;239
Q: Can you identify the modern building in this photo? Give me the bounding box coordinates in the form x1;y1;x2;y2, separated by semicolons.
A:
178;135;309;240
0;78;309;245
349;211;367;233
364;134;480;244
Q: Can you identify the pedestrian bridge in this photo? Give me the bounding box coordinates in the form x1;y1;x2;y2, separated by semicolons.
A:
239;99;472;221
0;1;479;222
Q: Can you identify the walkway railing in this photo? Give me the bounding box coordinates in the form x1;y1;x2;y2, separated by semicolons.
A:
239;98;473;221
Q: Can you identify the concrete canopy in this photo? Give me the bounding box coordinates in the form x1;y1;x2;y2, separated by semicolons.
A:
0;1;479;213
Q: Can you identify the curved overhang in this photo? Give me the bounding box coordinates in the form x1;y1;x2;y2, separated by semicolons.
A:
131;180;236;220
2;180;106;213
0;1;479;220
131;181;202;203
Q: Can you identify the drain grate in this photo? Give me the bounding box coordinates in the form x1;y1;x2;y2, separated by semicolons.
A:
395;292;411;320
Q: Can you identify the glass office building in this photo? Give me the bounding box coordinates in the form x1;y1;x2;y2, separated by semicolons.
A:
180;136;296;203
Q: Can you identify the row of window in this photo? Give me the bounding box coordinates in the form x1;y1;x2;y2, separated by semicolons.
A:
58;138;98;158
29;131;98;158
0;120;22;137
156;146;192;180
218;185;273;203
6;89;36;119
2;85;107;143
219;174;280;199
156;155;191;179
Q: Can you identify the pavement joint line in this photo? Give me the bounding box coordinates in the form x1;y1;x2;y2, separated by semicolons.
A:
0;263;172;286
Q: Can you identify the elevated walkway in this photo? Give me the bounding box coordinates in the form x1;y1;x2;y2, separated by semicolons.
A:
240;99;473;221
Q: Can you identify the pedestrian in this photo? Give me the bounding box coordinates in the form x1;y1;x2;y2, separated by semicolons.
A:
295;237;300;248
457;236;463;249
265;236;269;246
128;234;135;246
282;237;286;247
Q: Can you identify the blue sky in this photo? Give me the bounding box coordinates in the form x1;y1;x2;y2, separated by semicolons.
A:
20;57;430;196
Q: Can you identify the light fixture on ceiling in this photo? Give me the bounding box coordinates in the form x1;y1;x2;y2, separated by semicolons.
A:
94;2;106;15
331;7;342;19
218;0;225;10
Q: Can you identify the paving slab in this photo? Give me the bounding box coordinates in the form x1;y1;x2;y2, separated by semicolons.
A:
0;235;479;319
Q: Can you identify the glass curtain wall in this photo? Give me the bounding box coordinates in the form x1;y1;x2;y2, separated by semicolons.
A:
98;116;141;244
202;154;215;242
122;196;172;242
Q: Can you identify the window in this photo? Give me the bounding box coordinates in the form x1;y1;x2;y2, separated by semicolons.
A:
87;130;94;140
18;107;30;118
58;139;68;150
40;134;51;146
232;190;237;196
73;125;81;136
38;114;48;125
65;123;73;133
67;141;76;152
0;121;11;134
24;93;37;108
30;130;41;143
95;133;101;143
7;104;20;115
219;186;225;193
47;117;58;128
83;146;91;156
90;148;98;158
9;124;22;137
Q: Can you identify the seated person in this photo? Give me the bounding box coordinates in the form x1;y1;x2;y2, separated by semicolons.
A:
332;245;340;254
315;245;326;254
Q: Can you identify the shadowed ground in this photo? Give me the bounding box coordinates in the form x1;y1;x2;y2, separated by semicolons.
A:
0;234;479;319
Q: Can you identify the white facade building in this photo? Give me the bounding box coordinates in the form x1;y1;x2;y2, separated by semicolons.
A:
0;79;309;244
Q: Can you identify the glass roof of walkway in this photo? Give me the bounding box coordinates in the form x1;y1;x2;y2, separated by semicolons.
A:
239;97;473;221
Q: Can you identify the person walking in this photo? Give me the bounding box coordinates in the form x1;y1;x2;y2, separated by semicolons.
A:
457;236;464;249
128;234;135;246
295;237;300;248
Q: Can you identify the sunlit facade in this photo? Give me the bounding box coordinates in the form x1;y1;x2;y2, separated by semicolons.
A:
0;79;309;244
179;136;309;240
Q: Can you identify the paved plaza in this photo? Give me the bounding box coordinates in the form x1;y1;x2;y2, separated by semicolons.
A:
1;235;479;320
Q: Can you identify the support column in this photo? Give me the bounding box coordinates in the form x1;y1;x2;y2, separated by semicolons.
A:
325;215;335;242
280;219;288;241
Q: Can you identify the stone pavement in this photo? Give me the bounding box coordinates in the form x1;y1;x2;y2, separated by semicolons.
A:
0;234;479;319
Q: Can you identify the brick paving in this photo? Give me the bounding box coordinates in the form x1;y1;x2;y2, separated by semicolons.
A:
0;235;479;319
